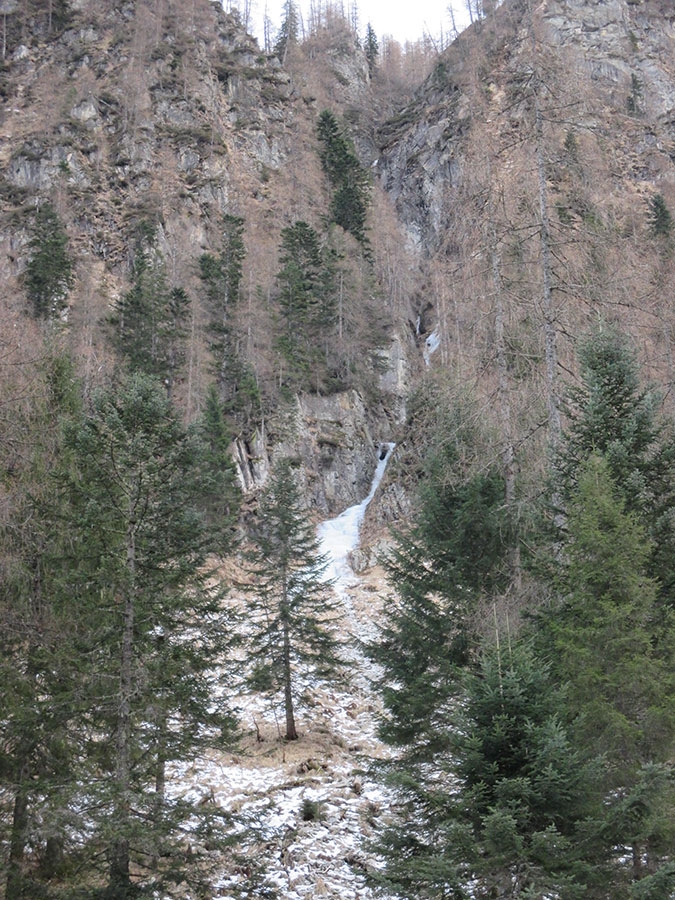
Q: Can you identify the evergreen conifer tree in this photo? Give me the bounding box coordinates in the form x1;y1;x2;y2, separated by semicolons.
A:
195;383;241;539
274;0;299;64
113;225;189;391
369;390;515;756
555;326;675;604
0;352;82;899
553;454;670;762
364;23;378;78
372;642;605;900
277;221;327;332
275;220;336;390
24;202;74;319
198;215;260;421
371;463;509;754
648;192;673;238
317;110;371;245
537;453;675;891
243;458;344;740
58;374;236;897
162;286;190;398
367;387;607;897
198;216;245;373
454;644;606;898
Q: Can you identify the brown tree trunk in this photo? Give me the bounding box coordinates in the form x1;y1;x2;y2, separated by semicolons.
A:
6;582;47;900
282;617;297;741
489;211;522;586
632;841;643;882
6;757;30;900
152;704;167;867
108;521;136;897
108;837;131;897
487;190;517;510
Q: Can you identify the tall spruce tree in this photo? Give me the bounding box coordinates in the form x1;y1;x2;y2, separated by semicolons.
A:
58;374;236;897
274;0;299;64
275;221;336;391
243;458;344;740
163;286;190;399
536;453;675;893
113;225;189;392
0;352;82;899
317;110;370;245
367;385;606;897
648;193;672;237
24;202;74;319
363;23;378;78
198;215;260;422
451;645;605;899
195;383;241;540
555;326;675;605
369;389;515;756
198;215;245;383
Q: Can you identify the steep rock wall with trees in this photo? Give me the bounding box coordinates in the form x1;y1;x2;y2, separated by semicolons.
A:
0;0;415;516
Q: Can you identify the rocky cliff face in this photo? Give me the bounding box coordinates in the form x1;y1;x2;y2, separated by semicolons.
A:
232;390;398;514
377;0;675;253
0;0;416;522
1;2;296;284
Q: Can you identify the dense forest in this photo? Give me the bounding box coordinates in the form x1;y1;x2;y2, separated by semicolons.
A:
1;0;675;897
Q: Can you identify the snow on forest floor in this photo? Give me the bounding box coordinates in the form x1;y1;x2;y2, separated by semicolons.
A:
169;448;397;899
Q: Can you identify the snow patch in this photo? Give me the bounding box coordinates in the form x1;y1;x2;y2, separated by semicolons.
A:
317;442;394;589
423;327;441;365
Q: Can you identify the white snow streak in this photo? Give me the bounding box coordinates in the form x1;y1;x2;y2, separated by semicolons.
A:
423;327;441;365
318;442;395;589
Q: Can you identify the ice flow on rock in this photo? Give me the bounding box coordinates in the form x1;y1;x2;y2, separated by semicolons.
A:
317;442;395;588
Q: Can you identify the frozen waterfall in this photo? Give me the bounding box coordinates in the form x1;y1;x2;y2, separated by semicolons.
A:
317;442;395;589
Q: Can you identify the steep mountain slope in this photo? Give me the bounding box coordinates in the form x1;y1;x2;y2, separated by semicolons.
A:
380;0;675;250
376;0;675;503
0;0;414;517
2;0;674;507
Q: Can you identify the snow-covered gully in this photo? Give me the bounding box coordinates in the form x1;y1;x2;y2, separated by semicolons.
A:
171;445;396;899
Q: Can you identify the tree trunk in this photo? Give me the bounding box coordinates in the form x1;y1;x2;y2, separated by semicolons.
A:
108;522;136;897
108;837;132;898
155;714;167;811
152;704;167;867
632;841;644;882
282;619;297;740
6;757;30;900
6;597;45;900
489;211;522;586
486;183;517;510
